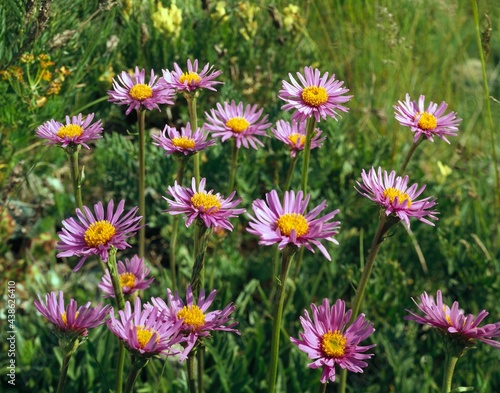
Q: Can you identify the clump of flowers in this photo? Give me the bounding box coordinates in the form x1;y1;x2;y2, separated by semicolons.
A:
162;59;223;93
151;0;183;38
272;119;325;157
152;122;215;156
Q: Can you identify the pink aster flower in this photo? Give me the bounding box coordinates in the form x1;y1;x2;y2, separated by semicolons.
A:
164;177;245;230
279;66;352;122
151;122;215;156
108;67;175;115
291;298;375;384
355;167;438;228
272;119;325;157
34;291;111;337
162;59;223;93
147;285;239;360
98;255;154;298
405;290;500;349
56;199;143;272
204;100;271;149
35;113;103;149
246;189;341;261
107;297;183;357
394;94;462;143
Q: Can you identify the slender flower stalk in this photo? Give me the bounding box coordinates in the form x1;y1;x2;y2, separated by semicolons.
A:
186;94;201;185
124;355;150;393
400;136;424;173
191;224;212;297
56;340;78;393
300;117;317;192
283;154;298;192
441;353;459;393
68;144;84;210
137;109;146;258
227;139;239;194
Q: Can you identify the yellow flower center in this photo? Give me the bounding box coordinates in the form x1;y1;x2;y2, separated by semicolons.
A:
443;306;453;326
179;72;201;85
129;83;153;101
190;192;222;212
172;136;196;149
382;187;412;207
84;220;116;248
288;133;306;147
226;117;250;133
177;305;206;330
415;112;437;130
119;272;136;289
301;86;328;107
56;124;84;139
276;213;309;237
135;326;158;348
321;330;347;358
61;311;79;326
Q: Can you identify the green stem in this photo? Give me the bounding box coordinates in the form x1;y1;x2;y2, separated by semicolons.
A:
72;95;109;116
227;139;239;194
300;117;317;193
268;245;298;393
191;225;212;298
400;136;424;173
137;109;147;259
116;345;126;393
197;349;204;393
186;94;200;185
283;154;298;192
318;381;327;393
67;145;83;210
187;353;197;393
441;353;459;393
56;346;76;393
124;355;149;393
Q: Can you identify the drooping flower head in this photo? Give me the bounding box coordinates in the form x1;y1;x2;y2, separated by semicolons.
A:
405;290;500;350
98;255;154;298
151;122;215;156
56;200;143;272
279;66;352;122
271;119;325;157
147;285;240;360
164;177;245;230
394;94;462;143
355;167;438;228
107;297;183;357
247;190;341;261
162;59;223;93
35;113;103;149
204;100;271;149
108;67;175;115
34;291;111;338
291;298;375;384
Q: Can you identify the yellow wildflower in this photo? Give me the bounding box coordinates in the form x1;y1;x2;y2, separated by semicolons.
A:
152;1;183;38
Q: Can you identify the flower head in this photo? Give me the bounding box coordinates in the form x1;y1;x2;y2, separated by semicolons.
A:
34;291;111;337
107;297;183;357
405;290;500;350
164;177;245;230
291;298;375;383
247;190;340;261
272;119;325;157
108;67;175;115
162;59;223;93
98;255;154;298
147;285;239;360
151;122;215;156
355;167;438;228
394;94;462;143
279;66;352;122
35;113;103;149
204;100;271;149
56;200;143;272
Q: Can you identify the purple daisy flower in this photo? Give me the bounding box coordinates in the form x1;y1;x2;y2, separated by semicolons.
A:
162;59;223;93
164;177;245;230
108;67;175;115
107;297;184;357
246;189;341;261
151;122;216;156
56;199;143;272
272;119;325;158
34;291;111;337
279;66;352;122
394;94;462;143
35;113;103;149
355;167;439;228
290;298;375;384
147;285;240;360
405;290;500;349
98;255;154;298
204;100;271;150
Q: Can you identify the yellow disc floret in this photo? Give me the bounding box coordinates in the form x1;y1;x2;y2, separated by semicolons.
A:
129;83;153;100
179;72;201;85
177;305;206;330
321;330;347;358
382;187;412;207
226;117;250;133
61;311;79;326
276;213;309;237
288;133;306;147
57;124;84;139
301;86;328;107
172;136;196;149
415;112;437;130
191;192;222;212
135;326;158;348
120;272;136;289
84;220;116;248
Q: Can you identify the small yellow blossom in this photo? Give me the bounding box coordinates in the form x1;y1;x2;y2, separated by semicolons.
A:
47;80;62;95
41;70;52;82
20;53;35;63
9;66;24;81
211;1;228;21
283;4;301;32
437;161;452;184
0;70;11;80
237;2;259;41
152;1;183;38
